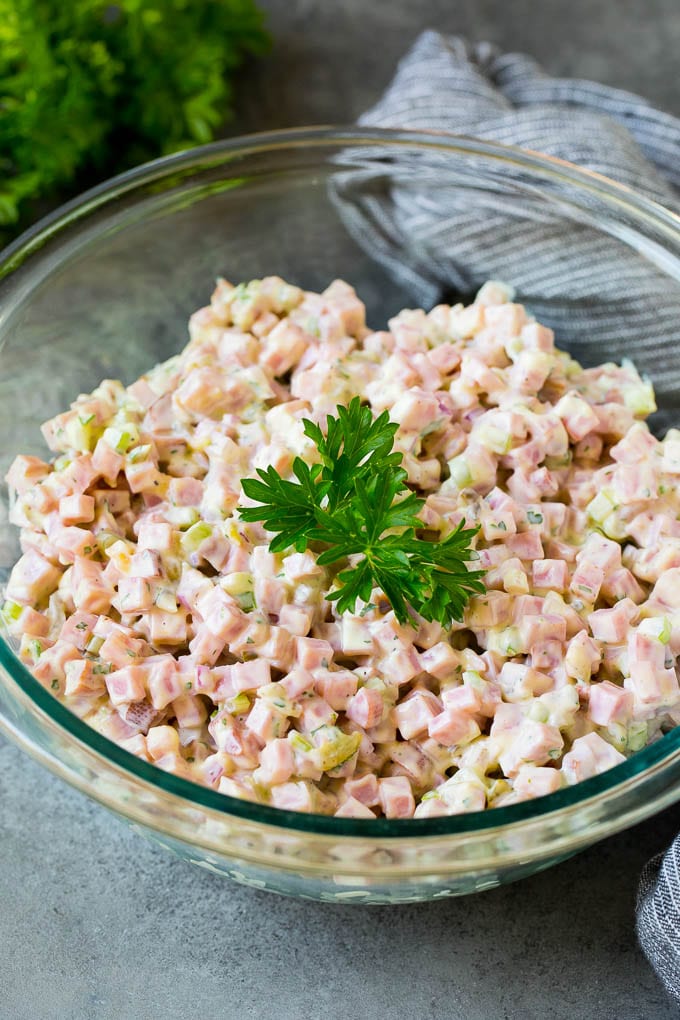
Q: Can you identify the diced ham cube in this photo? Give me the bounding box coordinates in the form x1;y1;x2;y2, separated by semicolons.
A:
258;738;295;785
513;766;563;800
343;773;380;807
346;687;385;729
561;732;626;784
394;690;441;740
532;559;569;591
418;641;461;680
149;610;187;646
428;709;481;747
105;666;146;706
588;598;638;643
295;637;333;671
231;659;271;692
588;680;634;725
6;549;62;606
314;670;358;711
378;776;415;819
334;796;375;818
146;657;184;710
59;494;95;525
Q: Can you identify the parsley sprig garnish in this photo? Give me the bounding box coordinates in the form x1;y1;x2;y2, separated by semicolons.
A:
239;398;485;625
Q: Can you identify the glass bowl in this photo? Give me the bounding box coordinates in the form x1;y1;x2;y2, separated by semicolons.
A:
2;127;680;904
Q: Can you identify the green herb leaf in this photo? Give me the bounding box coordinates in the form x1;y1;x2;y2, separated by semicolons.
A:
239;397;485;624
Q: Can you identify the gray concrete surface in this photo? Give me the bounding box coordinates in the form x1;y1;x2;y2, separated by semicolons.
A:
4;2;680;1017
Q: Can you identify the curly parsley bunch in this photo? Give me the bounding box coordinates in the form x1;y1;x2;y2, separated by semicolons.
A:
0;0;269;232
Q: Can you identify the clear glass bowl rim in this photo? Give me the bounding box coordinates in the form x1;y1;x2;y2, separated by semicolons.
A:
2;124;680;840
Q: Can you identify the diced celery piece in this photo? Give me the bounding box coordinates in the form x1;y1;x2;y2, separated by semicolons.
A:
154;588;178;613
53;454;72;472
221;572;254;597
226;693;250;715
86;634;104;655
96;531;121;554
314;729;362;771
289;731;313;754
627;721;648;752
420;789;440;802
1;600;22;624
474;422;511;455
639;616;672;644
259;683;301;717
447;456;472;488
462;669;483;688
623;381;656;417
127;444;152;464
180;521;213;555
601;512;627;541
102;424;139;454
586;489;617;523
166;506;200;530
528;702;550;723
64;416;97;453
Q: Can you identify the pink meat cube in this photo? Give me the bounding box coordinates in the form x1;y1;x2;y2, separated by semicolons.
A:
146;656;184;710
628;630;666;671
299;696;337;732
270;781;315;813
260;321;308;376
519;613;567;649
280;668;315;699
570;562;604;602
418;641;461;680
513;766;563;800
99;629;147;668
231;659;271;692
149;610;187;646
59;611;98;651
137;522;174;553
588;680;634;725
561;732;626;784
378;776;416;819
59;494;95;525
199;588;246;642
278;603;313;637
427;343;461;374
116;576;154;614
343;773;380;807
394;690;441;740
64;659;106;697
335;797;375;819
346;687;384;729
105;665;146;706
92;439;124;486
246;700;288;744
6;454;51;495
625;663;679;708
295;637;334;671
72;558;114;615
506;531;544;561
441;684;483;714
172;692;207;728
588;599;638;643
258;738;295;785
532;559;569;591
167;476;204;506
188;628;225;666
577;533;622;572
499;721;564;777
314;670;358;711
6;549;62;606
428;709;480;747
380;646;421;686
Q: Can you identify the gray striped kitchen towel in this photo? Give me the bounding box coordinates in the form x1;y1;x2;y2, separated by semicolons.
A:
347;29;680;1003
334;29;680;415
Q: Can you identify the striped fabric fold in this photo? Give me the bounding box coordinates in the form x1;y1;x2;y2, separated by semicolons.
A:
337;30;680;409
348;30;680;1001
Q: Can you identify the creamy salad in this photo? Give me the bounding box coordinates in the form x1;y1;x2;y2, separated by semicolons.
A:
4;276;680;819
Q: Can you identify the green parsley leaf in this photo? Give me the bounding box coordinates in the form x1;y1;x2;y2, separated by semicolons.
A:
239;397;485;624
